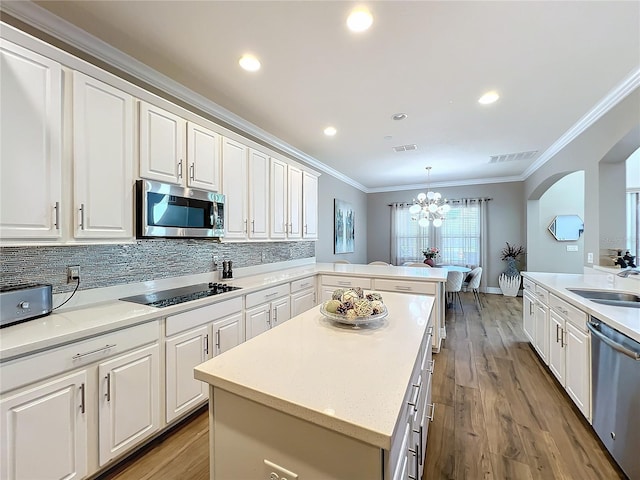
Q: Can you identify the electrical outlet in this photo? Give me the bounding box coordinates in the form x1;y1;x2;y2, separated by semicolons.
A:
587;252;594;264
264;460;298;480
67;265;81;283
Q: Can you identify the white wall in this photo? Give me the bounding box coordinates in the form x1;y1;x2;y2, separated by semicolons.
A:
528;171;585;273
599;161;627;254
315;174;368;263
366;182;525;289
627;148;640;189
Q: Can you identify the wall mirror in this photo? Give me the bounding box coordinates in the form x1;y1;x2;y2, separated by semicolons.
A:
548;215;584;241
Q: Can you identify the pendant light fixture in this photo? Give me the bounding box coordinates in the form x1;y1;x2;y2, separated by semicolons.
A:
409;167;450;227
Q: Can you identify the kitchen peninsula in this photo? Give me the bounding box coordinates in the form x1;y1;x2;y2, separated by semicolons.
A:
194;291;435;480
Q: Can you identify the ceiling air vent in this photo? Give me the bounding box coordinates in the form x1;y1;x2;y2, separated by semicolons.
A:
489;150;538;163
393;144;418;152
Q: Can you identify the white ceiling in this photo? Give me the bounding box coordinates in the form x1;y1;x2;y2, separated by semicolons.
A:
20;1;640;190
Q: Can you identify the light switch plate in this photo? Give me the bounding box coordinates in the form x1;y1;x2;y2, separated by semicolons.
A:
566;245;578;252
587;252;594;263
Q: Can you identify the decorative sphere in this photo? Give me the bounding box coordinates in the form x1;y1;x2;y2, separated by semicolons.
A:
417;192;426;202
418;218;429;227
409;204;421;214
428;203;438;213
442;204;451;213
434;192;442;200
433;218;443;227
426;191;435;200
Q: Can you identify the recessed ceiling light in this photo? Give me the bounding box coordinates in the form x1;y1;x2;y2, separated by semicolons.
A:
347;7;373;32
239;54;261;72
384;135;393;140
392;113;407;121
324;126;337;136
478;91;500;105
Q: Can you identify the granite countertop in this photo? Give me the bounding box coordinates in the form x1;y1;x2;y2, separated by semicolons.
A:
194;291;435;450
522;271;640;342
0;262;446;361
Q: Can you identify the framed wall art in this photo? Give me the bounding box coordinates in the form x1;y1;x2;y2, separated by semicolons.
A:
334;199;355;254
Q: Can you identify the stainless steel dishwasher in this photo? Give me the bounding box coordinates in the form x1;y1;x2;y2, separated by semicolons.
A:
588;318;640;480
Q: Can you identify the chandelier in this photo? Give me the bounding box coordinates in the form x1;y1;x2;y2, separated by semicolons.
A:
409;167;450;227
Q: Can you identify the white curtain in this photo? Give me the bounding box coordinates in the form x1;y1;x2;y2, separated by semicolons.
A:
390;203;431;265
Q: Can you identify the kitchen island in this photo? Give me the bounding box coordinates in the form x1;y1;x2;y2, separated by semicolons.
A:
194;291;436;480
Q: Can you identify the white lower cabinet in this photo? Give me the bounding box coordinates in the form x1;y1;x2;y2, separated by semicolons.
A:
290;277;317;316
165;298;243;423
321;275;372;302
245;284;291;340
98;343;160;466
522;291;535;343
533;301;549;363
0;371;87;480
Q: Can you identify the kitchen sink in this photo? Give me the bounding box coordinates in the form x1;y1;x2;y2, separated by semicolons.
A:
568;288;640;308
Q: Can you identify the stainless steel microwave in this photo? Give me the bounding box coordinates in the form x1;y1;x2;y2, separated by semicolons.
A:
136;180;225;238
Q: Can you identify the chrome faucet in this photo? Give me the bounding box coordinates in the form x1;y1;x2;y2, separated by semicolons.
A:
617;268;640;277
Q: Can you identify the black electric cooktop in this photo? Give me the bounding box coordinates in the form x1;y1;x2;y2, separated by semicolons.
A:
120;282;241;308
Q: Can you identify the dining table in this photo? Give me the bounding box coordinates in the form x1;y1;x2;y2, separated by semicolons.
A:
436;264;472;273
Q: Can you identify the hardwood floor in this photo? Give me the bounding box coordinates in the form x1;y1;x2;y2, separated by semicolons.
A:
99;293;624;480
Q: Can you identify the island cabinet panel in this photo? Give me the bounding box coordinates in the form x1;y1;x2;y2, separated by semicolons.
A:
373;278;436;295
212;389;382;480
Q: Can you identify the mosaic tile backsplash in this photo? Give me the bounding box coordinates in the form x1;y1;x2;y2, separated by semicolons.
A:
1;240;315;294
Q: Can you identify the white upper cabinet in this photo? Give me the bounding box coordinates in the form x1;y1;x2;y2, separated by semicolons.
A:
302;171;318;239
248;148;269;239
0;39;62;240
270;158;288;239
288;165;303;239
73;71;134;239
139;101;186;185
186;122;221;191
222;136;248;239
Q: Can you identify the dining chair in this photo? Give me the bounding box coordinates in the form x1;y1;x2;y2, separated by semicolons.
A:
368;261;389;266
464;267;483;310
334;260;351;264
445;270;464;312
406;262;431;267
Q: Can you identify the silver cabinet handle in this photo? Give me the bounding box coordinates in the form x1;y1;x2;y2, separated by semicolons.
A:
560;328;566;348
105;373;111;402
215;331;220;350
80;383;86;414
244;219;248;233
204;334;209;355
337;281;351;286
395;286;412;291
407;383;420;412
304;224;308;234
54;201;60;230
529;301;534;316
556;323;560;343
251;219;255;233
289;223;293;233
300;282;310;288
178;159;183;178
408;443;419;479
284;222;288;234
72;344;116;360
428;359;435;374
412;425;424;466
189;162;195;180
427;403;435;421
273;307;278;324
79;204;85;230
265;292;279;298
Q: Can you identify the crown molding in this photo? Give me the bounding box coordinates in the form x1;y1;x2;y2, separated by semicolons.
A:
365;175;525;193
523;66;640;179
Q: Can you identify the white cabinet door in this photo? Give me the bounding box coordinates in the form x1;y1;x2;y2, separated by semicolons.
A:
291;288;316;316
73;71;134;239
248;148;269;239
0;371;87;480
302;171;318;239
222;137;248;239
0;39;62;240
548;311;565;384
287;165;303;239
98;343;160;465
165;326;208;423
187;122;220;191
271;296;291;328
245;303;271;340
522;292;535;343
321;286;336;302
534;303;549;364
139;101;186;184
565;322;590;419
213;312;243;355
270;158;288;239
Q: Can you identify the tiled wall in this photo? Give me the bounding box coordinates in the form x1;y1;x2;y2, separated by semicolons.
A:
1;240;315;294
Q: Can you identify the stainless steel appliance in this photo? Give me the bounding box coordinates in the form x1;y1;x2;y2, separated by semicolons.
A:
0;284;53;328
120;282;240;308
136;179;225;238
588;318;640;480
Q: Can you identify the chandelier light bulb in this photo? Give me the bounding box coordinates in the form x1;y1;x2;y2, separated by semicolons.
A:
409;204;421;214
434;192;442;201
433;218;443;227
442;204;451;213
418;218;429;228
426;191;435;200
417;192;426;202
428;203;437;213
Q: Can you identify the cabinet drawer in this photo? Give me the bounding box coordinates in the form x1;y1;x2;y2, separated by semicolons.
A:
0;321;159;394
523;277;535;292
290;277;315;293
245;284;290;309
373;279;436;295
166;297;243;336
534;284;549;304
549;294;587;331
321;275;371;289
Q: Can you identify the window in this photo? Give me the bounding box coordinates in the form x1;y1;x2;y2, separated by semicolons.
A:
627;190;639;260
391;200;485;266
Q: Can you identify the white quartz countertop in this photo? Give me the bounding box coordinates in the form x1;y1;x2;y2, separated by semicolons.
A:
0;262;445;361
522;272;640;342
194;291;434;450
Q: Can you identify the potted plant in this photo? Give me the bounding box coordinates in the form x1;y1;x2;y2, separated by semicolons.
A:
422;247;439;267
498;242;525;296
